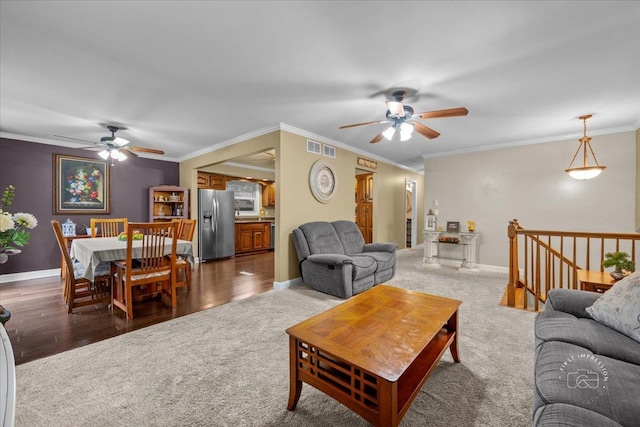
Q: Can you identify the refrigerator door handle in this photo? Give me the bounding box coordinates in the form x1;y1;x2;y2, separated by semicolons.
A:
213;197;218;233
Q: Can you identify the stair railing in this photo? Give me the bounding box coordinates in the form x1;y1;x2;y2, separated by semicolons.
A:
507;219;640;311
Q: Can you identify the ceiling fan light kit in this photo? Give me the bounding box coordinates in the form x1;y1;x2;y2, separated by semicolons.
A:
565;114;606;180
339;89;468;144
382;126;395;141
98;148;126;162
55;124;165;165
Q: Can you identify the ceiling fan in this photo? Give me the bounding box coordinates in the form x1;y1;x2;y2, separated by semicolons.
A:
55;125;165;162
339;90;468;143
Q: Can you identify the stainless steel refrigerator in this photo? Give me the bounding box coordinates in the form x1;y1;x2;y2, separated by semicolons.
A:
198;189;235;261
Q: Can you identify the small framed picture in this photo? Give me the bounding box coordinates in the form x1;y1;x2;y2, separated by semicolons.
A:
446;221;460;233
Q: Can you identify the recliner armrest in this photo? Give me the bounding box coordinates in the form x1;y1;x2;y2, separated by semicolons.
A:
363;242;397;253
306;254;354;265
546;288;601;318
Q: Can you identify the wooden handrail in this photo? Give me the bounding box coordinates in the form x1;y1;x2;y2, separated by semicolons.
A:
507;219;640;310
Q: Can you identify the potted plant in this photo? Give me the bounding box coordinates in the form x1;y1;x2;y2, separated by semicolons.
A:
602;251;635;280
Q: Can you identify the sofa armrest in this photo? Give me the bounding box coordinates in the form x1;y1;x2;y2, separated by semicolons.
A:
363;242;398;253
546;288;601;318
306;254;354;266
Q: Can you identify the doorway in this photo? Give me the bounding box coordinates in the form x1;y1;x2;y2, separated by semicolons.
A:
355;169;373;243
405;179;417;248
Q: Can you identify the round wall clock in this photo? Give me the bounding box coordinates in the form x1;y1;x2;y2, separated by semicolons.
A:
309;160;337;203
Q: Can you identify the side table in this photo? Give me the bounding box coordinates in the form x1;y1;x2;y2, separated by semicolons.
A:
577;270;617;293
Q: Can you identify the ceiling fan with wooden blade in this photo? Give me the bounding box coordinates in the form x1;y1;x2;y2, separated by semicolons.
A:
55;125;164;162
339;90;468;143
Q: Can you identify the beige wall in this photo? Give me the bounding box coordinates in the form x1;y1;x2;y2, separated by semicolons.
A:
424;130;636;268
636;127;640;232
277;130;423;282
180;128;423;285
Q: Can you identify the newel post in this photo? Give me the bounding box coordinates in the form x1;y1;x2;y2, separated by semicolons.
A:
507;219;520;307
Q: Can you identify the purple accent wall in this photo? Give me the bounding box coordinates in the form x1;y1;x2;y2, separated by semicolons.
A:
0;137;179;275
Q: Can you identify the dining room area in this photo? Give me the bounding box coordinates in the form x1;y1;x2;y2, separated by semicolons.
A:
0;140;276;366
54;217;197;317
1;247;274;365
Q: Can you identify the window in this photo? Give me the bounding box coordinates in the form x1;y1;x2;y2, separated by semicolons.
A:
226;180;261;216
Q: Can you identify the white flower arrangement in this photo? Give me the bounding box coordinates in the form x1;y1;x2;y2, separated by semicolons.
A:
0;185;38;263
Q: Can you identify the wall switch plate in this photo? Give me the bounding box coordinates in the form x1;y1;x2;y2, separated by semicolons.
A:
434;199;438;207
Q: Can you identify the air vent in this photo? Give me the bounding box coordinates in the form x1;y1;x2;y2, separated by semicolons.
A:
307;139;321;154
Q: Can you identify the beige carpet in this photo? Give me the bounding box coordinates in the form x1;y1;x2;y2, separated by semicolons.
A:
15;249;537;426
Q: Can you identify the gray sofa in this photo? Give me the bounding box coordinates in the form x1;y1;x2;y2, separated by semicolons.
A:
292;220;397;298
533;288;640;426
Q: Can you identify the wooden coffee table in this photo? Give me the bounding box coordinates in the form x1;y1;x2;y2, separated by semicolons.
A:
286;285;462;426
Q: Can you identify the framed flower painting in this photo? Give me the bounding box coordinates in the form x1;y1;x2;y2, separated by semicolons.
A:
54;154;110;214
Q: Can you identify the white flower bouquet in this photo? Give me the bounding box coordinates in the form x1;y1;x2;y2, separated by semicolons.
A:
0;185;38;263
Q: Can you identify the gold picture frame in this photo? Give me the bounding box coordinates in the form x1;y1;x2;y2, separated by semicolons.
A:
54;154;110;214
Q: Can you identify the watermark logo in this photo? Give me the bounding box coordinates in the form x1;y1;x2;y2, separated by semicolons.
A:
558;353;609;404
566;368;599;389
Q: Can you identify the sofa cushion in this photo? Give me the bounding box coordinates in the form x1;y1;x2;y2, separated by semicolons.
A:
585;271;640;344
331;220;365;255
533;403;623;427
299;222;345;255
349;256;377;280
353;252;395;272
535;309;640;366
534;340;640;426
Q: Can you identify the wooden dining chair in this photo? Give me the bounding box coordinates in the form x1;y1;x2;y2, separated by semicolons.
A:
175;219;197;290
170;218;183;239
111;222;178;319
90;218;128;238
51;220;111;313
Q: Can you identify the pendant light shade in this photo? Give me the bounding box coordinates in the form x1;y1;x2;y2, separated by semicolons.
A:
565;114;605;180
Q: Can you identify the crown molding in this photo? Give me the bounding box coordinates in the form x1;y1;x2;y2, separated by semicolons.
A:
422;125;636;159
278;123;423;174
177;124;281;162
177;123;423;174
0;132;180;162
221;161;275;173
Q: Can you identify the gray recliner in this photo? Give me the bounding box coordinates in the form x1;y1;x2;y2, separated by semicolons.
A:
292;220;397;298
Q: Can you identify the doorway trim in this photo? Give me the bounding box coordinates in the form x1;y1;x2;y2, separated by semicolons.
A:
405;178;418;248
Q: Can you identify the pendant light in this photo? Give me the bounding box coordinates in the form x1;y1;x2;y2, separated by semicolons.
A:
565;114;606;180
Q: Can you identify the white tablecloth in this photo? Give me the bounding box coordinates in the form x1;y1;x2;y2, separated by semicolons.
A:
70;237;194;281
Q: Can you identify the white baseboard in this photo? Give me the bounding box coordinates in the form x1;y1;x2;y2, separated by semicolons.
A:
0;268;61;284
273;277;303;290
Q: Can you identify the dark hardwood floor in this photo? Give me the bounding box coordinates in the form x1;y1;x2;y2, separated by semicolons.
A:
1;251;274;365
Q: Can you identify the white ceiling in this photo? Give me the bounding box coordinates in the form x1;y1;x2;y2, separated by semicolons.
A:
1;1;639;172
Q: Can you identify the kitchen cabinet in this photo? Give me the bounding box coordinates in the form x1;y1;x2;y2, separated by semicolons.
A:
235;222;271;254
197;172;226;190
262;182;276;207
149;186;189;222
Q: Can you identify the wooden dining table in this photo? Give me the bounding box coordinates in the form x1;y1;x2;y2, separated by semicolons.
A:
70;236;194;281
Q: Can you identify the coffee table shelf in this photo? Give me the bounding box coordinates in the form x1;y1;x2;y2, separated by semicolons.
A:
397;328;455;414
